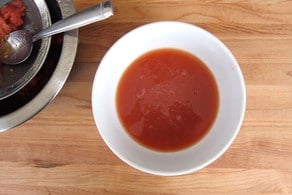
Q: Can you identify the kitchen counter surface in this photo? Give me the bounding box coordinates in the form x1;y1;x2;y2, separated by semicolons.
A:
0;0;291;194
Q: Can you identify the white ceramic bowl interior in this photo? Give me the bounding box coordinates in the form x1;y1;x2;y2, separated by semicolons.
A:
92;21;246;176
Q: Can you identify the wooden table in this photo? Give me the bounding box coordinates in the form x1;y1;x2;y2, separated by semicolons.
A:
0;0;291;194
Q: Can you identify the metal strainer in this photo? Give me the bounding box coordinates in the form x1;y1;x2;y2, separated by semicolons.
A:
0;0;51;100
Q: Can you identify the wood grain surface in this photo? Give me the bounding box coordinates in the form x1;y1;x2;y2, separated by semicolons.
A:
0;0;292;194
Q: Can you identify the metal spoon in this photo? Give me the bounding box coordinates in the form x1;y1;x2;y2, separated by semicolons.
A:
0;0;113;65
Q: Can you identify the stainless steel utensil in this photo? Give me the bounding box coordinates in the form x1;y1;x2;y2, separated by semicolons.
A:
0;0;79;132
0;0;51;100
0;0;113;65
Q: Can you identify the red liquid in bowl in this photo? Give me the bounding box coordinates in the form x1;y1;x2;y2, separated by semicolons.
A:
116;48;219;152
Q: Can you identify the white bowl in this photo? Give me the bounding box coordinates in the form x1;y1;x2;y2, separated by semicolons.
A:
92;21;246;176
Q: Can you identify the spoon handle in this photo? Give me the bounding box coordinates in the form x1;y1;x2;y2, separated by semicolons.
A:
32;0;113;42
